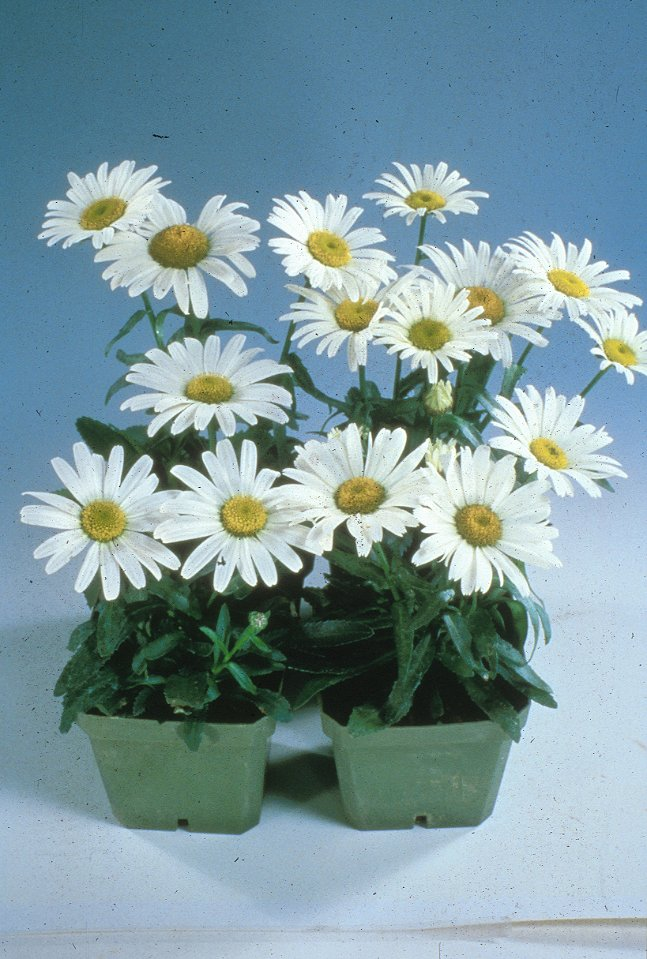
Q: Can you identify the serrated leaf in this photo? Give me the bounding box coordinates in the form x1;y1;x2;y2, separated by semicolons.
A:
146;579;200;618
463;679;523;741
75;416;147;458
131;631;182;673
253;688;292;722
164;674;209;711
347;704;385;736
301;619;374;646
67;620;95;652
443;612;485;677
327;549;386;588
96;602;130;658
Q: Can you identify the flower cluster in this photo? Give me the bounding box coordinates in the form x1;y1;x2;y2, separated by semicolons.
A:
24;158;644;735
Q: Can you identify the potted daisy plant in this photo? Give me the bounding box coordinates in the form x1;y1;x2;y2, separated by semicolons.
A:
25;161;316;832
262;162;643;829
23;158;645;833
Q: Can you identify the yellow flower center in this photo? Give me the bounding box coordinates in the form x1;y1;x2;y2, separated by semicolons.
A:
530;437;569;470
334;476;386;514
455;504;502;548
307;230;352;268
408;318;452;352
603;338;637;367
80;500;127;543
466;285;506;325
405;189;446;212
547;268;590;299
185;373;234;404
79;197;127;231
220;495;268;537
334;298;379;332
148;224;211;269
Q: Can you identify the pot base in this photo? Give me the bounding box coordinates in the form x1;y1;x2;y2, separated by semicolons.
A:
322;706;528;830
78;713;275;833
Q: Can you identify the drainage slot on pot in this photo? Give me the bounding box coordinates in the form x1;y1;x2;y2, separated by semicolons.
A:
415;815;428;827
177;818;189;829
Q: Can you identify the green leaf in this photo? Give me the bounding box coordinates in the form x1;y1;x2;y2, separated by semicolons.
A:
132;687;152;717
494;636;556;705
164;674;209;712
146;579;200;619
392;600;414;677
327;549;386;588
463;679;523;741
510;588;552;645
67;620;95;652
131;632;182;673
443;612;485;677
96;602;130;658
382;631;437;726
177;720;204;752
225;661;257;694
54;644;105;698
104;373;132;406
287;351;347;411
347;704;386;736
115;348;149;367
215;603;231;638
499;362;526;400
301;619;375;646
410;589;454;632
253;688;292;722
200;626;229;657
104;309;146;356
75;416;147;458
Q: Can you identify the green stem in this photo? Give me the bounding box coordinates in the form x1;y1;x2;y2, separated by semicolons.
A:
392;215;429;401
579;366;609;398
358;363;367;400
516;341;534;370
141;293;164;348
207;420;217;453
413;214;428;267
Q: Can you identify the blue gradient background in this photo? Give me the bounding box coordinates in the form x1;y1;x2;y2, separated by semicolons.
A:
3;0;646;622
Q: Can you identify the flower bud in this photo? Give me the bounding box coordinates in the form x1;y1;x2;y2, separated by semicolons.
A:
425;438;458;474
423;380;453;415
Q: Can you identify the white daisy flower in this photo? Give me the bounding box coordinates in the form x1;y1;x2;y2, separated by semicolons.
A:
121;334;292;437
373;276;496;383
489;385;626;497
38;160;170;250
505;232;642;323
95;194;260;318
279;423;428;557
279;277;392;371
155;439;308;592
363;161;488;226
419;241;558;367
412;445;560;596
577;310;647;385
20;443;179;601
267;191;396;294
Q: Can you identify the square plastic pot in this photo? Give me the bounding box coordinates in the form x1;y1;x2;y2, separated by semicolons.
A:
78;712;275;833
321;705;529;830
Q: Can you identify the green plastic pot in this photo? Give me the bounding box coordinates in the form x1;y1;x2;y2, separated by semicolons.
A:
78;712;275;833
321;705;529;830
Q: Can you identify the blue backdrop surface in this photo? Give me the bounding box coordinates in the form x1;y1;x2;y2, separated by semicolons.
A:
3;0;646;614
